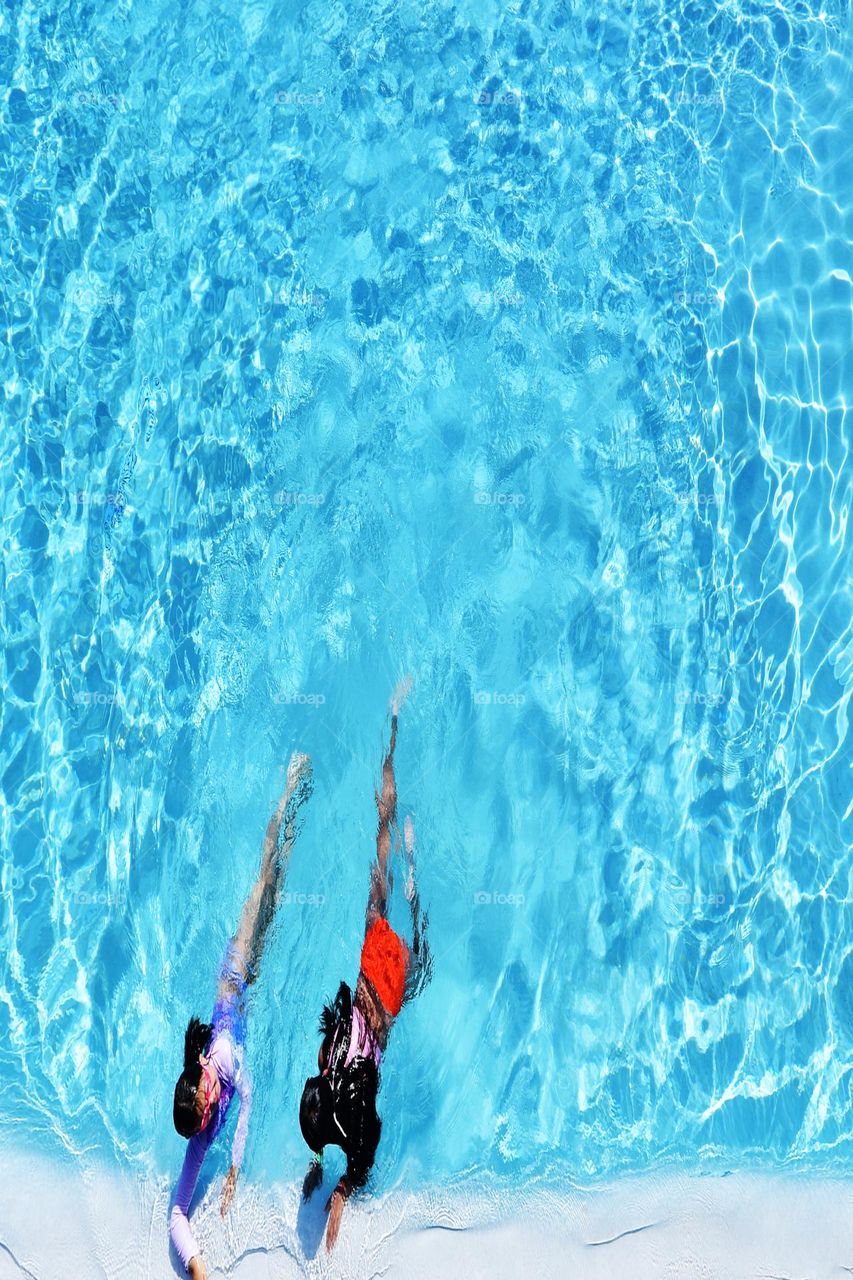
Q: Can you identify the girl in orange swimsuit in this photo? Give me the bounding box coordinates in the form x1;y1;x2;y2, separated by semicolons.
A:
299;686;430;1251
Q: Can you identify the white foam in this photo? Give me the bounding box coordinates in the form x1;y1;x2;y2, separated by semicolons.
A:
2;1148;853;1278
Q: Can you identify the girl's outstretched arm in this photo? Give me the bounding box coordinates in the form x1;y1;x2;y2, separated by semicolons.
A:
170;1134;209;1272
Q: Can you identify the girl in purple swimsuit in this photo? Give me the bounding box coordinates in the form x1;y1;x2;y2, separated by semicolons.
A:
169;752;313;1280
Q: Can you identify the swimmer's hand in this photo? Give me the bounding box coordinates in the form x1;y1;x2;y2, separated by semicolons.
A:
188;1256;207;1280
302;1158;323;1201
324;1179;349;1251
220;1164;238;1216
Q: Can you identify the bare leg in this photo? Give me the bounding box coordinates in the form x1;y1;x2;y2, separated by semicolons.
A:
366;719;398;925
365;677;413;925
219;752;312;998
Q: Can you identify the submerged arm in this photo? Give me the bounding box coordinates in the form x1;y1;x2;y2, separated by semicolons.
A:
232;1060;252;1169
221;1062;252;1216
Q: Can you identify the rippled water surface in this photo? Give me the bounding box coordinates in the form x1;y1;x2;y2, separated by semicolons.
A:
1;0;852;1213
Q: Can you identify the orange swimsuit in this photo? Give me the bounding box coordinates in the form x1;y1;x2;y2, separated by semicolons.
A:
360;918;408;1017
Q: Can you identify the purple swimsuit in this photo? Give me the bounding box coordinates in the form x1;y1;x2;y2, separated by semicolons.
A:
346;1002;382;1068
170;953;252;1272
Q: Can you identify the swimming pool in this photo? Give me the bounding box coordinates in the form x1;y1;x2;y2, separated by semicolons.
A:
1;0;851;1273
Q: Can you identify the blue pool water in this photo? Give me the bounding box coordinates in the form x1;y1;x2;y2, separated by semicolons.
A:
1;0;851;1235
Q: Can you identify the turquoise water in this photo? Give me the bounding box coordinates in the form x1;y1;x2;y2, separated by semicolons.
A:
1;0;852;1229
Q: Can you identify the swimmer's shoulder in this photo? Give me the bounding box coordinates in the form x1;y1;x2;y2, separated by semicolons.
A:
208;1027;237;1081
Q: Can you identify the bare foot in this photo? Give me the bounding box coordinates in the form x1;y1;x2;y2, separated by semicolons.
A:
390;674;413;717
287;751;312;793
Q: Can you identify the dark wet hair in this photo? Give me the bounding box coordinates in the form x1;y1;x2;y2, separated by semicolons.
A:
173;1016;214;1139
299;1073;337;1152
300;983;382;1191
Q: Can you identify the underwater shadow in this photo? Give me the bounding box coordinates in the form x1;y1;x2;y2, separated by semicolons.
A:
296;1183;329;1261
